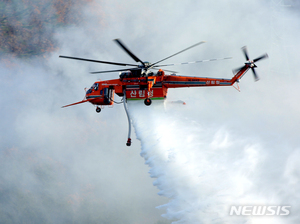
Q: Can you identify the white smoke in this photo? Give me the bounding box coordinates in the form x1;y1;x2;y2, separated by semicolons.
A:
128;99;299;223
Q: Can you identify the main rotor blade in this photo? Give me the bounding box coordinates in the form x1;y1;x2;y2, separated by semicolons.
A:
152;57;232;67
114;39;145;66
242;46;250;61
90;67;139;74
253;53;268;63
151;41;206;67
59;55;137;66
251;67;259;81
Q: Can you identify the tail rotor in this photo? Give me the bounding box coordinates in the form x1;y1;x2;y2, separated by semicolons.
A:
241;46;268;81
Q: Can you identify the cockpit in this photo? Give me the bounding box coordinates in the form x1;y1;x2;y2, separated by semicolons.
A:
86;83;99;94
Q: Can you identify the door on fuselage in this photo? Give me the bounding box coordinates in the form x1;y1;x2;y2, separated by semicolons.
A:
103;87;114;105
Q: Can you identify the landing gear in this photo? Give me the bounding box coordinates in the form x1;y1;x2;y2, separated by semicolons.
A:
144;98;152;106
96;107;101;113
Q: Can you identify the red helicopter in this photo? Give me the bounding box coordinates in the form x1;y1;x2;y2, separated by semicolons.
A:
60;39;268;146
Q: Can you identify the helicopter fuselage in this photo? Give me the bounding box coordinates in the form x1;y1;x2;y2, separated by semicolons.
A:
84;66;248;107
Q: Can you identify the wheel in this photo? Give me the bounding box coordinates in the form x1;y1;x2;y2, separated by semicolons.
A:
144;98;152;106
96;107;101;113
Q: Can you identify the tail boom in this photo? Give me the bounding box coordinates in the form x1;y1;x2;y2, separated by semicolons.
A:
230;65;251;84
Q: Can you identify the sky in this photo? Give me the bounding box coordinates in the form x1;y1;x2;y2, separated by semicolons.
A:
1;0;300;223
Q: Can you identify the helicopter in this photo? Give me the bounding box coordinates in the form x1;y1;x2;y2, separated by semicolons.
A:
60;39;268;146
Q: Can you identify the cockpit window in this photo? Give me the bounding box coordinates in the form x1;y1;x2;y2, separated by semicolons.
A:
92;83;99;90
86;83;99;94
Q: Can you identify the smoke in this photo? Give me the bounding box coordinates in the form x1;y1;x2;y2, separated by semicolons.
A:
128;98;299;223
0;59;170;223
1;0;300;223
123;1;299;223
0;1;167;224
0;0;91;57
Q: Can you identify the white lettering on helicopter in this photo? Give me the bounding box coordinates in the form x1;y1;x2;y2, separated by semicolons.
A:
148;90;154;97
206;80;220;85
130;90;137;97
129;90;153;98
139;90;145;98
101;83;118;86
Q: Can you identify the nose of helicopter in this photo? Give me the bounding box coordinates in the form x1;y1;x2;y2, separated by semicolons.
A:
85;87;92;96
